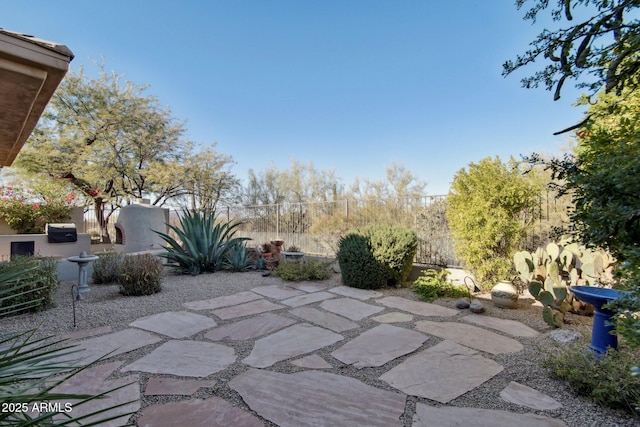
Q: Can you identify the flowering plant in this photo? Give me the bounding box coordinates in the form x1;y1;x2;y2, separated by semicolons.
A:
0;184;76;234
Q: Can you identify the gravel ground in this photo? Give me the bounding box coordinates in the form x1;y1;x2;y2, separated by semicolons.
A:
1;267;639;427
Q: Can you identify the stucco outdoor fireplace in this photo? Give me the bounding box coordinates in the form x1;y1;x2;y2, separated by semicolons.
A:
114;201;169;253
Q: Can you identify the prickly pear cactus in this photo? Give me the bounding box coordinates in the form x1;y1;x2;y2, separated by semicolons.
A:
513;239;615;327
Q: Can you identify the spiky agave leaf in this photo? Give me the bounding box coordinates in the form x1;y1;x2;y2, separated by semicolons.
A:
154;209;248;275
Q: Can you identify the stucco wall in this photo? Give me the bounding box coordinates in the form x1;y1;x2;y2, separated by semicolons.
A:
0;233;90;262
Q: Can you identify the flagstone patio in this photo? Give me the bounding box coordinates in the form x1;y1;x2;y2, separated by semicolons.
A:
55;280;570;427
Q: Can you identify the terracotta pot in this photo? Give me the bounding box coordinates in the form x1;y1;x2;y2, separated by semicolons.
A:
491;280;519;309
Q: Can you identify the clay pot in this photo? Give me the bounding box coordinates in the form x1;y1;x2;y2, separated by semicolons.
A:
491;280;519;309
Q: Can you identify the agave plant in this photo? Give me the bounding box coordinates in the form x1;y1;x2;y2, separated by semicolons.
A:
154;209;248;275
222;241;251;272
0;265;137;426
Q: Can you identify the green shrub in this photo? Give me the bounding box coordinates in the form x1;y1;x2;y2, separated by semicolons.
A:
0;256;58;316
413;268;469;302
446;156;539;289
117;254;163;296
223;242;251;272
276;260;332;281
337;233;386;289
543;342;640;414
91;251;124;284
338;224;417;288
359;224;418;285
154;209;248;275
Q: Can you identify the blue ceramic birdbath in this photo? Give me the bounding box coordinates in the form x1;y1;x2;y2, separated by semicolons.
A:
570;286;628;354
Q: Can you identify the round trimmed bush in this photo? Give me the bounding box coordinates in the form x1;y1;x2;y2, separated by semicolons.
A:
337;233;386;289
359;224;418;286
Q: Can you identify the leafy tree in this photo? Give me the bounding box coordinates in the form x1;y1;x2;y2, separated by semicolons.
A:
531;89;640;346
242;158;340;206
446;156;540;288
242;165;288;207
165;144;240;210
16;65;237;242
504;0;640;101
348;162;427;200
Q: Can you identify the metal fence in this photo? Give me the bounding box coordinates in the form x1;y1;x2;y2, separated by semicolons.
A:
82;191;569;268
223;195;458;266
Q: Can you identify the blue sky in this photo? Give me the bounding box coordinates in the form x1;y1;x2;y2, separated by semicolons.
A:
3;1;586;195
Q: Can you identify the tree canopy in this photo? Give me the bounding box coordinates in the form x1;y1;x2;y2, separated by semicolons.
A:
533;89;640;261
16;64;238;241
242;159;341;206
504;0;640;101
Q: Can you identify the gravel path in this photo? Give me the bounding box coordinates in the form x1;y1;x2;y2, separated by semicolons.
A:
1;268;638;427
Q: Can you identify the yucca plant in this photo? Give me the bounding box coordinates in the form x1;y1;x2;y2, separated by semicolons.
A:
154;209;248;275
0;265;137;426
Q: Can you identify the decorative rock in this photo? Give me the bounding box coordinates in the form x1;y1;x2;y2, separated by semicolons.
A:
491;281;519;309
500;381;563;411
456;298;471;309
549;328;582;344
230;369;406;427
469;300;485;313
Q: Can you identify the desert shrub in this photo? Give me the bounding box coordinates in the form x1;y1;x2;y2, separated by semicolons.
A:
155;209;248;275
91;251;124;284
361;224;418;285
223;242;251;272
0;256;58;316
341;224;418;287
447;156;539;289
337;233;386;289
543;342;640;414
413;268;469;302
117;254;163;296
276;260;332;281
